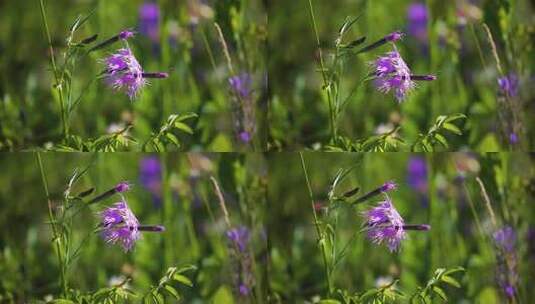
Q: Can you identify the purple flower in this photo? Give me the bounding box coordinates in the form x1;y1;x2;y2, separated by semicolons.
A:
115;181;131;193
139;156;162;206
498;73;519;97
362;199;406;252
380;181;397;192
239;284;249;296
385;31;404;42
229;73;253;99
407;157;427;193
139;2;160;43
239;131;252;143
119;30;135;40
100;201;141;251
407;3;428;43
493;226;516;253
373;50;415;101
103;48;146;99
509;133;518;145
226;226;250;252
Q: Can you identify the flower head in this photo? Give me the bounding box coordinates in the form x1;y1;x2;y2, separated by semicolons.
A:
362;199;406;252
493;226;516;253
380;181;397;192
100;201;141;251
498;73;519;97
373;50;415;101
103;48;146;99
229;73;253;99
115;181;131;193
119;30;135;40
226;226;250;252
385;31;404;42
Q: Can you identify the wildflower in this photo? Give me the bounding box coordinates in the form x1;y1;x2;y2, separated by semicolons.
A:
226;226;250;252
102;48;168;99
407;157;427;192
362;199;406;251
372;49;436;101
115;181;131;193
88;181;132;205
103;48;146;99
89;29;135;53
139;156;162;207
362;198;430;252
407;3;428;43
239;131;252;143
509;133;519;145
229;73;253;99
99;201;164;251
498;73;519;97
353;181;397;204
493;226;516;254
139;2;160;43
493;226;519;300
100;201;141;251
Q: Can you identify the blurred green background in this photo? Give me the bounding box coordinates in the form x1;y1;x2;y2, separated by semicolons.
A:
267;152;533;302
268;0;535;151
0;153;268;302
0;0;267;151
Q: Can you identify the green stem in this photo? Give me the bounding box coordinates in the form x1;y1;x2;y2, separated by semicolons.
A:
307;0;336;144
36;152;67;296
299;153;333;296
39;0;68;138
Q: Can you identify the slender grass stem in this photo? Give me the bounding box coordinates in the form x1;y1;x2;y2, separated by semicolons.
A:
307;0;336;144
299;152;333;296
39;0;68;138
36;152;67;296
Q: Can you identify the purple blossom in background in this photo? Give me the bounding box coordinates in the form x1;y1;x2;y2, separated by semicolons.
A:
362;199;407;252
407;157;427;193
373;50;415;102
239;131;252;143
239;284;249;296
229;73;253;99
103;48;146;99
509;133;519;145
226;226;250;252
498;73;519;97
100;201;141;251
493;226;516;253
139;156;162;206
407;3;428;43
139;2;160;43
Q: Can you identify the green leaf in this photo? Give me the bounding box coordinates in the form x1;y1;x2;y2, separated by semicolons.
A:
174;122;194;134
164;285;181;299
173;274;193;287
442;123;462;135
319;300;342;304
441;275;461;288
434;133;449;148
432;286;447;301
166;133;181;147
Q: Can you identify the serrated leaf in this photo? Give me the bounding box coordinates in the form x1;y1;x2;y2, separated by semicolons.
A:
173;274;193;287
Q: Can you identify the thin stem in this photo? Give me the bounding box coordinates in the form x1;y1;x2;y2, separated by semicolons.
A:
476;177;498;228
36;152;67;296
299;152;333;296
210;176;231;229
307;0;335;143
39;0;67;138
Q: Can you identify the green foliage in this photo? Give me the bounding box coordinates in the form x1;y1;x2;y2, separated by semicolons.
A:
409;267;465;303
411;114;467;151
142;266;196;304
